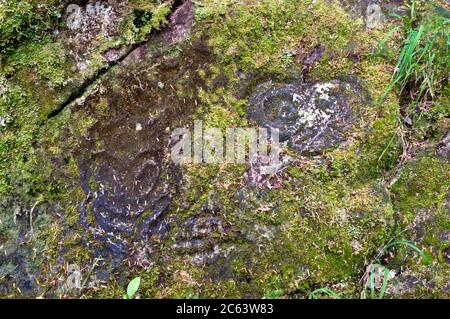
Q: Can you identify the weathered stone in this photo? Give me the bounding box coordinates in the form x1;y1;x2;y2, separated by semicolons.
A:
339;0;406;27
160;192;232;267
437;131;450;160
363;263;396;290
388;272;420;297
442;245;450;264
63;0;129;70
247;77;370;155
161;0;194;45
75;39;209;262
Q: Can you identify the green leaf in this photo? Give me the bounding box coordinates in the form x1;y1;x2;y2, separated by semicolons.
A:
378;266;390;299
384;240;424;257
126;277;141;299
369;269;376;299
422;251;433;265
309;288;340;299
367;264;390;299
434;5;450;19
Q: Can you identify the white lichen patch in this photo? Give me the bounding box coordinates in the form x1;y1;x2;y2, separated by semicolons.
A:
313;82;335;100
64;1;128;71
292;93;301;103
248;78;366;155
296;100;332;129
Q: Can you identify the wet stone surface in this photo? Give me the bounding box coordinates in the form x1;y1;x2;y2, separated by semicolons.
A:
1;0;448;299
437;131;450;160
172;199;234;266
247;77;371;155
74;39;210;262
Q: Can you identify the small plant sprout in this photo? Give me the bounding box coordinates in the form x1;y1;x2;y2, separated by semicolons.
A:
362;240;425;299
380;1;449;106
123;277;141;299
309;287;340;299
363;264;392;299
383;240;425;258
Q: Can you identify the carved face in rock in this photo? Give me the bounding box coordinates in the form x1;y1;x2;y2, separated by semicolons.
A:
247;78;371;155
74;40;209;258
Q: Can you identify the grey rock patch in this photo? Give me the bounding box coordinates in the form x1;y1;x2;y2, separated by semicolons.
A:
363;263;396;290
244;150;290;189
0;81;5;95
63;0;129;70
339;0;406;24
436;131;450;160
162;0;195;44
387;272;420;297
409;209;436;242
442;245;450;264
439;230;450;243
102;47;124;63
247;77;370;155
172;196;234;266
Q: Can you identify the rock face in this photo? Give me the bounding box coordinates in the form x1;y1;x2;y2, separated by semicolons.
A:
172;199;234;266
76;39;208;262
64;0;129;71
339;0;406;23
437;131;450;160
162;0;195;44
247;77;370;155
1;0;449;299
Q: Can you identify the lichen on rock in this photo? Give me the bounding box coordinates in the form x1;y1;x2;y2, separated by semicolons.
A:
0;0;449;299
247;77;371;155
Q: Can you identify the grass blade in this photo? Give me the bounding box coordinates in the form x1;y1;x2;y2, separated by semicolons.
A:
309;287;340;299
384;240;424;257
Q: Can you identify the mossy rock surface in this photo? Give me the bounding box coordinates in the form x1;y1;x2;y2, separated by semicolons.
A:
0;0;449;298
